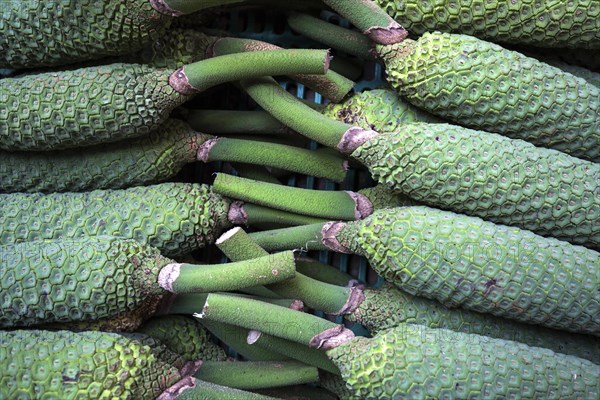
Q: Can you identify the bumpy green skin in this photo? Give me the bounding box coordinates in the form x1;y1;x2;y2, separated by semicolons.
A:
377;33;600;161
0;119;207;193
0;236;169;328
123;333;189;371
375;0;600;48
0;330;181;399
318;372;354;400
353;123;600;249
337;207;600;335
544;60;600;88
0;63;187;151
327;324;600;399
321;89;441;132
358;184;417;210
348;284;600;363
0;0;171;69
0;183;231;257
138;316;227;361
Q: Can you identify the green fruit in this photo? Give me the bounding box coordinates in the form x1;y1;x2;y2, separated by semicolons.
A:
0;182;231;256
375;0;600;48
0;63;189;151
377;32;600;161
334;206;600;335
0;119;208;193
0;329;182;399
0;0;171;69
352;123;599;249
328;324;600;399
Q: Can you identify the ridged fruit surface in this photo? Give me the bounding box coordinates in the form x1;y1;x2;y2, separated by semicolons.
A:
0;119;208;193
377;32;600;161
0;329;181;399
349;283;600;363
0;63;187;151
0;183;231;256
374;0;600;48
0;0;171;69
0;236;169;328
358;184;418;210
353;123;600;249
336;207;600;335
327;324;600;399
322;89;441;132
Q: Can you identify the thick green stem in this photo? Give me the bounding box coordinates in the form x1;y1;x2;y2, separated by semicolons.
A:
171;49;330;94
214;174;371;220
296;257;355;287
194;361;318;389
248;224;328;252
237;286;281;299
231;163;281;185
160;0;250;15
160;252;296;294
200;320;289;361
321;0;408;44
330;56;364;81
158;293;209;315
288;13;374;59
240;76;353;149
198;293;354;349
173;378;279;400
210;37;355;102
200;139;347;182
186;110;288;135
241;204;329;227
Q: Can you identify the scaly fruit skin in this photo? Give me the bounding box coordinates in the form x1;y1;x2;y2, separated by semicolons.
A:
138;316;227;361
375;0;600;49
0;330;181;399
123;333;190;371
348;283;600;364
0;63;188;151
336;207;600;335
321;89;441;132
0;183;231;256
377;32;600;161
357;184;418;210
0;119;208;193
353;123;600;249
327;324;600;400
0;0;171;69
0;236;169;328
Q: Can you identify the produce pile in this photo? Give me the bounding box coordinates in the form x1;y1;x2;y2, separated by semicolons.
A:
1;1;599;399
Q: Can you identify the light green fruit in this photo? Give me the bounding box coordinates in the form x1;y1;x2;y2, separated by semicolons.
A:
0;182;231;256
375;0;600;48
335;206;600;335
321;89;441;132
0;0;172;69
0;329;182;399
328;324;600;399
353;123;599;249
0;119;209;193
0;63;189;151
377;32;600;161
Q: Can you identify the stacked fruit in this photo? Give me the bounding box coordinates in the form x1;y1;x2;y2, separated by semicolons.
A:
1;1;598;399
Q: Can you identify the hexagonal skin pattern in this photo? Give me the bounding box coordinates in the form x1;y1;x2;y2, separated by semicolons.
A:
321;89;442;132
352;123;600;249
0;236;170;328
0;119;209;193
0;182;231;257
336;207;600;335
358;184;419;210
375;0;600;49
348;283;600;363
0;0;172;69
327;324;600;400
376;33;600;161
138;316;227;362
0;62;188;151
0;329;181;399
122;333;189;371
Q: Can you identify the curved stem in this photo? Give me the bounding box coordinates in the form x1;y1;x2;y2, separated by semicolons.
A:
231;163;281;185
194;361;318;389
296;257;354;287
198;293;354;349
161;251;296;294
214;174;364;220
248;224;329;252
321;0;408;44
241;204;329;227
200;138;348;182
210;37;354;102
172;49;330;94
161;0;251;15
173;378;279;400
288;13;374;59
186;110;288;135
158;293;209;315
